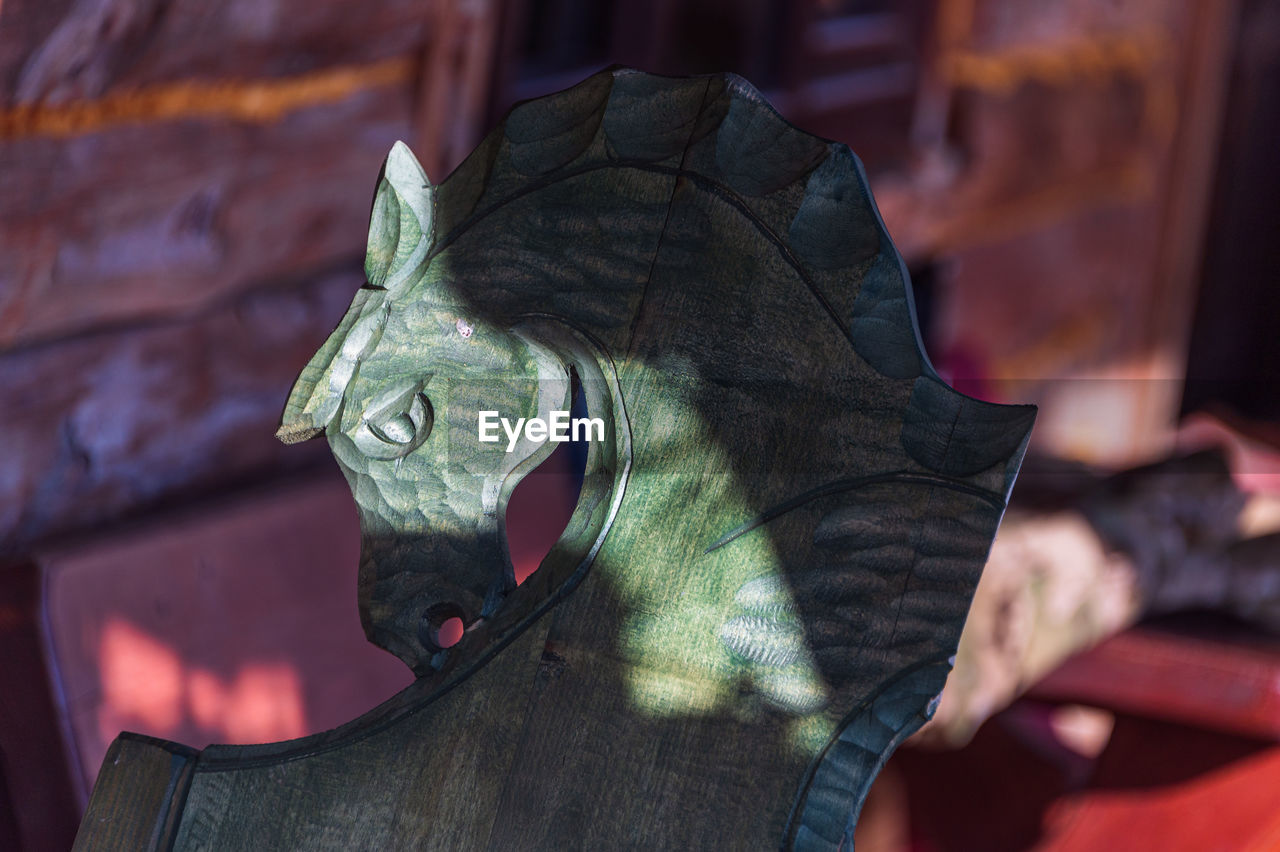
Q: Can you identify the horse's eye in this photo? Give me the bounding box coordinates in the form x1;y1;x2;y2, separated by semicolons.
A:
370;412;417;445
358;384;433;459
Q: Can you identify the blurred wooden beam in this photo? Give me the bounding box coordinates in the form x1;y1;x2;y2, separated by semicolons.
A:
415;0;502;179
0;559;79;851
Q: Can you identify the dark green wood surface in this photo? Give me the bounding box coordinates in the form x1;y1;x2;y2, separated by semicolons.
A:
74;68;1034;851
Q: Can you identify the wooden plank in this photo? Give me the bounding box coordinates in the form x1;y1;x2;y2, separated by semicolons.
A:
0;0;74;107
0;82;412;348
1029;623;1280;740
71;734;197;852
1140;0;1240;453
2;0;434;104
963;0;1185;53
77;69;1034;850
0;267;358;554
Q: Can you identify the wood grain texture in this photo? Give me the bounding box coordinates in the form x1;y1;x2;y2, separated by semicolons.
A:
73;734;196;851
1;0;433;106
76;68;1035;850
0;81;411;348
0;269;356;555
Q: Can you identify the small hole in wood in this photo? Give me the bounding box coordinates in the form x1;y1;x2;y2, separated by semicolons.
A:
434;616;464;648
420;603;467;651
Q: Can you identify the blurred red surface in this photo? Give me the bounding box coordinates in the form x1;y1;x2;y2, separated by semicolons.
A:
41;445;579;802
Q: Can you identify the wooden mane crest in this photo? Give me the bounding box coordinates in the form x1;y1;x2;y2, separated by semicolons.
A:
75;68;1035;851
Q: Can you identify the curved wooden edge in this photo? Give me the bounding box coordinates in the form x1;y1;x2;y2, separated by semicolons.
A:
72;733;197;852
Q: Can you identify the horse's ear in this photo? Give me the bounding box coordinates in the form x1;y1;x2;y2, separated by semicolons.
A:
366;141;434;292
276;143;430;444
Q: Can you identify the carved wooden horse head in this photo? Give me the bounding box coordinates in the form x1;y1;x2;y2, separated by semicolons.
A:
76;69;1034;851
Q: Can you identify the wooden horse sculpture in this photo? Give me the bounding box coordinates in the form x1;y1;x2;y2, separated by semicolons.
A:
74;69;1035;850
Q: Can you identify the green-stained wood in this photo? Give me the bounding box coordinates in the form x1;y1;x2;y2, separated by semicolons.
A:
74;68;1035;851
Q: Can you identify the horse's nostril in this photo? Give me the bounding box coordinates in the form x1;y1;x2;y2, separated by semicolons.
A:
434;617;464;648
419;603;468;651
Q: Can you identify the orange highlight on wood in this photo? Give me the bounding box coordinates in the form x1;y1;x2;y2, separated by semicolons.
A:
0;56;414;140
942;31;1169;94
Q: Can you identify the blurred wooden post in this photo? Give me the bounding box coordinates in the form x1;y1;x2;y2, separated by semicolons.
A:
0;560;79;851
1138;0;1241;448
415;0;501;180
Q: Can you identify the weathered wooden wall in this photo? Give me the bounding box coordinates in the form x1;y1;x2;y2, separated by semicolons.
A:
0;0;501;557
1;0;433;104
